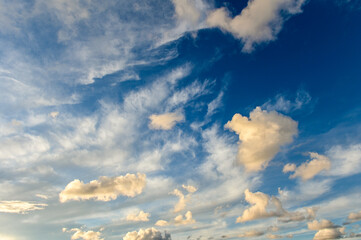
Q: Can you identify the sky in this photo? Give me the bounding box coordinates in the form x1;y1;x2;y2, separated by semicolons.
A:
0;0;361;239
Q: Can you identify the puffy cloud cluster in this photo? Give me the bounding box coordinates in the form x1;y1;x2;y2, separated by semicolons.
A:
63;228;103;240
123;228;171;240
126;210;150;222
170;184;197;212
156;211;195;226
283;152;331;181
207;0;306;52
149;112;184;130
225;107;298;172
308;219;345;240
0;200;47;214
59;173;146;202
236;189;286;223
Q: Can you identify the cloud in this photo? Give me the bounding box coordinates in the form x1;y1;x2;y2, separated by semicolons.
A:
225;107;298;172
64;228;103;240
262;90;312;113
182;184;197;193
238;230;265;238
174;211;196;225
126;210;150;222
172;0;200;24
207;0;307;52
49;111;59;119
279;207;318;223
347;210;361;223
149;112;185;130
308;219;339;230
0;200;47;214
155;220;169;227
59;173;146;202
327;144;361;177
307;219;345;240
236;189;286;223
170;185;197;213
283;152;331;181
313;228;345;240
267;233;293;239
123;228;171;240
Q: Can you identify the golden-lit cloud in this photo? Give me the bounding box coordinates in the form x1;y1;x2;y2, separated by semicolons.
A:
308;219;338;230
126;210;150;222
238;230;264;238
0;200;47;214
59;173;146;202
283;152;331;181
171;185;197;213
63;228;103;240
123;228;171;240
174;211;196;225
148;112;184;130
313;228;345;240
155;220;169;226
236;189;285;223
347;210;361;223
207;0;306;52
225;107;297;172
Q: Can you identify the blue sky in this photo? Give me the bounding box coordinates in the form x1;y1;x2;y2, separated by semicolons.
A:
1;0;361;240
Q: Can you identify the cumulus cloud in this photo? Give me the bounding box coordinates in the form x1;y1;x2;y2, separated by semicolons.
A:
64;228;103;240
0;200;47;214
170;185;197;213
307;219;344;240
347;210;361;223
236;189;286;223
174;211;196;225
225;107;298;172
126;210;150;222
313;228;345;240
149;112;184;130
123;228;171;240
283;153;331;181
207;0;307;52
59;173;146;202
308;219;339;230
156;211;195;226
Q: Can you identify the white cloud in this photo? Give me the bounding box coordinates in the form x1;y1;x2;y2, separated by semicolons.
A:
59;173;146;202
0;200;47;214
172;0;200;24
207;0;306;52
262;90;312;113
182;184;197;193
225;107;298;172
327;144;361;177
123;228;171;240
283;152;331;181
155;220;169;227
126;210;150;222
236;189;286;223
149;112;185;130
267;233;294;239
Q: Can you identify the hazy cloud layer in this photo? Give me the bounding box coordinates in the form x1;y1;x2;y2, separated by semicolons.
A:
0;200;47;214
